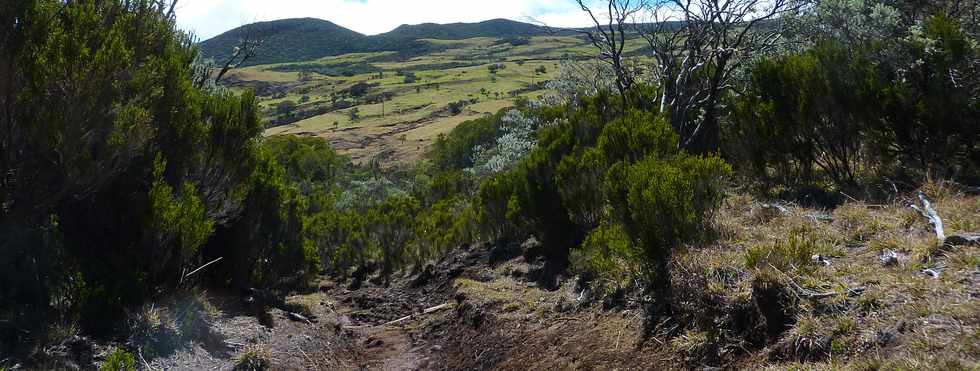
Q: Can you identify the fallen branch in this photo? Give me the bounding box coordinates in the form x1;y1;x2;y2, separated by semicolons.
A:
760;202;791;215
137;348;157;371
910;192;946;243
287;311;313;325
380;303;453;326
945;233;980;247
768;264;865;299
181;257;223;283
296;346;320;371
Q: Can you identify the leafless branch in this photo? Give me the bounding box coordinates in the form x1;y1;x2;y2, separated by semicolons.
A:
574;0;644;101
632;0;807;151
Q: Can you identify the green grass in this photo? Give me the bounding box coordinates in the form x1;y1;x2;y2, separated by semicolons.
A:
225;35;643;165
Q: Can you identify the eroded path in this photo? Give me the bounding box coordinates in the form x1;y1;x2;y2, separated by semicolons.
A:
144;242;673;370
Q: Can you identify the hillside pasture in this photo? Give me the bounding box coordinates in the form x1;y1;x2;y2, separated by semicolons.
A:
225;35;640;166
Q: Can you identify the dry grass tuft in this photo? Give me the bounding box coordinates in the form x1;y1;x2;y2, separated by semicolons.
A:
234;345;271;371
671;189;980;369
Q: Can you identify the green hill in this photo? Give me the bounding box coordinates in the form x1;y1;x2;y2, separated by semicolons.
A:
373;18;562;40
198;18;571;66
198;18;367;66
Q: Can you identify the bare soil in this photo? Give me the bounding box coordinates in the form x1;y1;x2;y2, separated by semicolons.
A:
131;240;676;371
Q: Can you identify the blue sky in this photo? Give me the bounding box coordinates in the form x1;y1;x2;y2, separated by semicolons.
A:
175;0;601;40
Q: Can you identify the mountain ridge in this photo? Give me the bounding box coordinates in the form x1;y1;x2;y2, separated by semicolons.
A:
198;17;571;66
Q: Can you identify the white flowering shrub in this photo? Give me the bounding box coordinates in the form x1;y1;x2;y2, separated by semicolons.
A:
467;109;540;176
543;59;616;105
335;176;408;209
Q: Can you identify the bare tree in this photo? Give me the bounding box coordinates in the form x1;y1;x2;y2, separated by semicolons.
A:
574;0;644;100
639;0;806;151
213;23;264;83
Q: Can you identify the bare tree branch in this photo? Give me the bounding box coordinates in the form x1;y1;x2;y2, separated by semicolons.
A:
575;0;644;102
633;0;806;151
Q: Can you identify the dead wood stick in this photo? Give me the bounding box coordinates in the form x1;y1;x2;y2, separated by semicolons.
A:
182;257;223;281
297;346;319;371
380;303;453;326
910;192;946;243
767;264;865;299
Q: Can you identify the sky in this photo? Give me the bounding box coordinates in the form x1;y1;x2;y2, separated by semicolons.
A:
175;0;605;40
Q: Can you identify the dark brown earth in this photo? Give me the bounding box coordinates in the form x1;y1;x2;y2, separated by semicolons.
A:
128;241;678;371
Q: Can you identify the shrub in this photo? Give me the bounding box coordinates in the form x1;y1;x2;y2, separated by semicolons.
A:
603;153;730;312
728;28;980;190
1;0;262;334
100;348;136;371
744;235;813;273
727;42;875;188
346;82;372;97
403;71;418;83
573;223;636;288
275;100;297;116
367;196;421;283
234;347;271;371
205;150;316;288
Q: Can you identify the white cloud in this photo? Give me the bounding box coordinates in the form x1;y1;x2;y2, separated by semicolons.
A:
175;0;602;40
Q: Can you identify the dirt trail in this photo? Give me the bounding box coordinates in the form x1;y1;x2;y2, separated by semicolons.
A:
352;326;426;370
142;242;673;370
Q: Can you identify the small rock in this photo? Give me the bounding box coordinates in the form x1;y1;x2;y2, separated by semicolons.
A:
521;236;541;251
922;268;941;279
880;250;899;266
431;345;442;352
811;254;830;266
364;337;384;348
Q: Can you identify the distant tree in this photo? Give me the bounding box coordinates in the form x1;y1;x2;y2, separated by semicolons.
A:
348;82;371;98
403;72;418;83
368;196;421;283
276;100;298;116
448;101;467;115
488;64;506;74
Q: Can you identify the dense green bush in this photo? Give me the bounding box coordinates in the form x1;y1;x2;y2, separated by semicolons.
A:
728;42;880;188
204;150;316;289
728;16;979;191
604;153;730;313
0;0;262;333
99;348;136;371
469;91;730;301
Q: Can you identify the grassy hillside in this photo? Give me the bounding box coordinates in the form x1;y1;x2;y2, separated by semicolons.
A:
199;18;572;67
222;35;647;165
198;18;366;67
374;18;569;40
